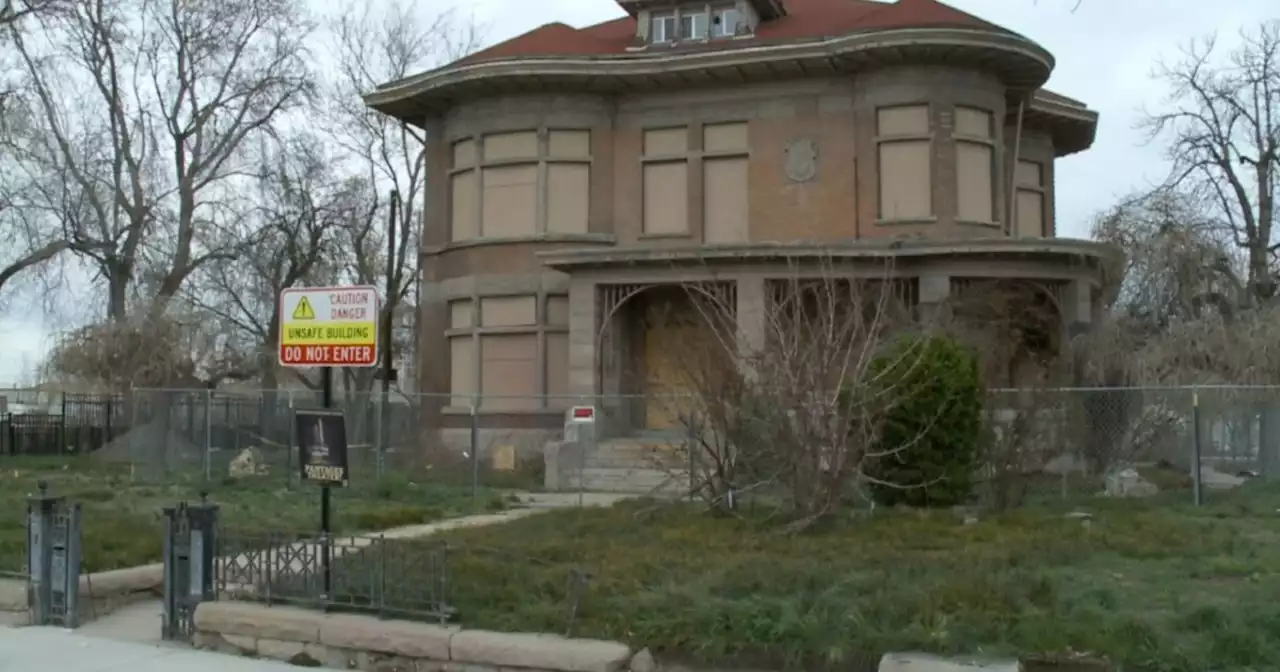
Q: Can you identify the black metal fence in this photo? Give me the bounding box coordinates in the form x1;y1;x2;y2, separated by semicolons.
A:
216;533;453;623
161;497;454;641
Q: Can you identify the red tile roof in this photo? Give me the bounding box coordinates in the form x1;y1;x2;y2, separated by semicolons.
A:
461;0;1017;64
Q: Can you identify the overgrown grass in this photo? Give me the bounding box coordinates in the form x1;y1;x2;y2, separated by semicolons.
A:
0;456;512;572
400;483;1280;671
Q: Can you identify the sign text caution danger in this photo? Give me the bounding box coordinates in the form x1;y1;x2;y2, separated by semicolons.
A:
278;286;379;368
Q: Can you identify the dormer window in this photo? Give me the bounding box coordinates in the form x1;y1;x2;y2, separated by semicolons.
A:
651;12;677;43
712;7;740;37
649;4;746;45
680;11;709;40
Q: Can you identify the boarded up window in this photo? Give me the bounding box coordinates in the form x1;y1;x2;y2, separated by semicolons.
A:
449;336;475;406
1016;159;1043;187
877;105;929;136
549;130;590;157
703;122;747;153
954;107;992;139
450;171;477;241
452;139;476;168
1015;160;1045;237
956;142;993;222
547;164;590;234
480;295;537;326
481;165;537;236
878;141;931;219
483;131;538;160
644;127;687;155
480;334;538;409
703;157;748;243
643;161;688;234
546;296;569;326
1016;190;1044;237
449;300;472;329
545;332;569;399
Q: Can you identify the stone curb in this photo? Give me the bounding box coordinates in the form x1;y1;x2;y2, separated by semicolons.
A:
194;601;633;672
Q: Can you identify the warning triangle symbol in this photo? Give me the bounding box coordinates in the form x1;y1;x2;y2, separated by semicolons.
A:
292;297;317;320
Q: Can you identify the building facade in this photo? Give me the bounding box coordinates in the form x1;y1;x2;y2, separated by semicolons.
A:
366;0;1119;453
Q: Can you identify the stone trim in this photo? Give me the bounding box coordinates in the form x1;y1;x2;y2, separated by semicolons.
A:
425;233;616;255
536;238;1121;270
193;601;633;672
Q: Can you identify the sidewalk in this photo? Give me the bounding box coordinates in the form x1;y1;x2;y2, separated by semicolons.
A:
0;626;302;671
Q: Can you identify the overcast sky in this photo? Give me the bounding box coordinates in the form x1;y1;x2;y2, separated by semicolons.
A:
0;0;1273;385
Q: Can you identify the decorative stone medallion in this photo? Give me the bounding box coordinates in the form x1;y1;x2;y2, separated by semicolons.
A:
784;137;818;183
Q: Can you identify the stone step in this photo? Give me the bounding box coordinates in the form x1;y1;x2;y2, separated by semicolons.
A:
584;440;689;469
565;467;689;496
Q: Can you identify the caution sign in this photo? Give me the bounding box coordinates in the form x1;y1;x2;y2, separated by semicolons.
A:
292;297;316;320
278;285;379;368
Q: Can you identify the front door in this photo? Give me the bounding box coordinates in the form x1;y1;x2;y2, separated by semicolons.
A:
643;292;703;430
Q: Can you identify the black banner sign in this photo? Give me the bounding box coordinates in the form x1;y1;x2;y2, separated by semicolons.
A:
295;410;350;486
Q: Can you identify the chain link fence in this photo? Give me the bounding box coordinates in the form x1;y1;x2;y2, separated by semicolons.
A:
0;385;1275;508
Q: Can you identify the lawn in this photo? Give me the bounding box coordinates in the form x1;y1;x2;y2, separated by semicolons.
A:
386;484;1280;672
0;456;513;573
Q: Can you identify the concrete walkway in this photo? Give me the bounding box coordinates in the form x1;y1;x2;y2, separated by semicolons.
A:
0;626;304;671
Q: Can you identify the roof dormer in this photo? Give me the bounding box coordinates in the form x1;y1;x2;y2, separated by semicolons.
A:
621;0;785;47
615;0;786;20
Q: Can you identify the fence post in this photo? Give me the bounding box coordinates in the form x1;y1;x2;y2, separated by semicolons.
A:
26;481;80;627
188;492;220;606
469;395;480;502
1192;388;1203;507
204;389;213;483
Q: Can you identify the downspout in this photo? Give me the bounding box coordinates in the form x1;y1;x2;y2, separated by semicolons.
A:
1007;95;1028;236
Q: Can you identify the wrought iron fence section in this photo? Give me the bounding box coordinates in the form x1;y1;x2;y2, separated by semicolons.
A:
214;531;454;623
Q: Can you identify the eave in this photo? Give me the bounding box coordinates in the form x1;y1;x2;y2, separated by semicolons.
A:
365;27;1095;155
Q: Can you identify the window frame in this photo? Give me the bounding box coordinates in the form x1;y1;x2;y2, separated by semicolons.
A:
1014;158;1047;237
446;128;594;243
711;6;739;37
444;293;573;410
874;104;934;223
952;105;996;226
651;11;677;43
649;4;745;45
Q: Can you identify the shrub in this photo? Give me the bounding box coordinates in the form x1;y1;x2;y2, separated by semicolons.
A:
864;334;983;507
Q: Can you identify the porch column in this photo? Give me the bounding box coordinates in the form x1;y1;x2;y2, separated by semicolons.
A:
735;275;767;362
567;277;599;398
1060;278;1092;338
917;272;951;322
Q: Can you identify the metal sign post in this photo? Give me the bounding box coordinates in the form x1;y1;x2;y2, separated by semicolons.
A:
279;285;379;600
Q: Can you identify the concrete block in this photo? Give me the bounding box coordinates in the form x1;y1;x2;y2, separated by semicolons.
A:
193;602;322;642
449;630;630;672
879;652;1020;672
319;613;457;660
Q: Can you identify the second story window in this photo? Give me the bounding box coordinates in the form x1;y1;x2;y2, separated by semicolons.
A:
650;5;745;45
652;12;676;43
680;11;708;40
712;7;740;37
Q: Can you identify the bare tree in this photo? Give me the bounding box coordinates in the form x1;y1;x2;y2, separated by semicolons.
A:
191;131;359;390
632;261;953;529
322;1;481;397
5;0;314;322
1093;189;1244;327
1142;21;1280;305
